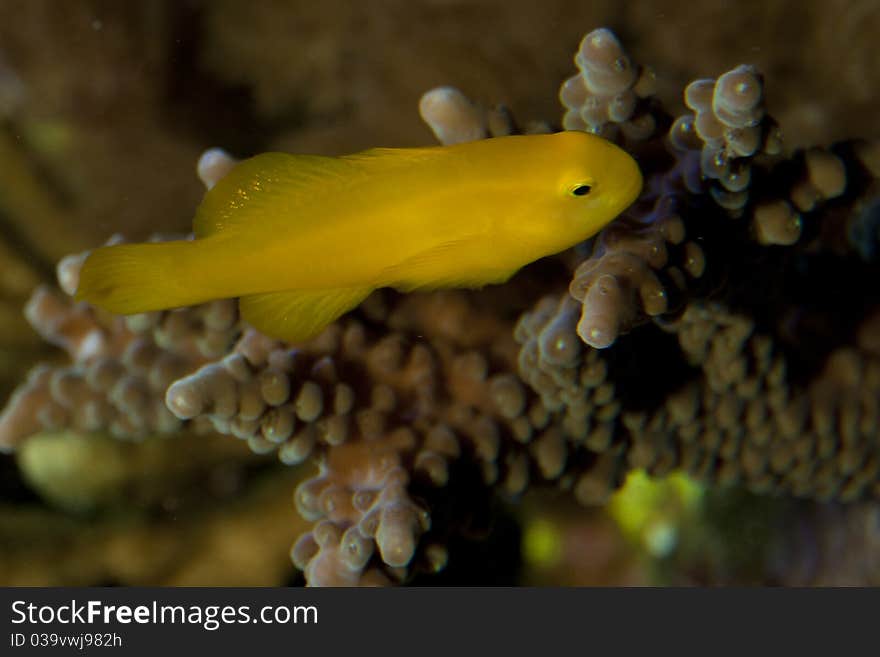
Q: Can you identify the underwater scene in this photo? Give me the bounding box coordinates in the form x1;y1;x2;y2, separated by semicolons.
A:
0;0;878;586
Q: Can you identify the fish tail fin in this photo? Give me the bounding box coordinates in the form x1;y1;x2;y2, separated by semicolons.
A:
76;240;214;314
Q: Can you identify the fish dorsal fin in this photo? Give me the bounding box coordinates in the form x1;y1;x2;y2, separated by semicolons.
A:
193;152;354;238
341;146;441;164
239;286;373;344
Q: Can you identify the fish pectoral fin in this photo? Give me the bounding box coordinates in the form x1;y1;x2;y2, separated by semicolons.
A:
239;286;373;344
386;241;517;292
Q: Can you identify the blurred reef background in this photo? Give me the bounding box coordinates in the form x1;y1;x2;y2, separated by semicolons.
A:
1;0;879;586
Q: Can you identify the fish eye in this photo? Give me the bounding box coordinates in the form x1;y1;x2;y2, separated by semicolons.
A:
569;183;592;197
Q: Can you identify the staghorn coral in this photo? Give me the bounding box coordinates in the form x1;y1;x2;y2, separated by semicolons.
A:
559;28;658;141
167;291;563;584
419;85;550;144
668;65;782;216
2;25;879;586
0;238;240;452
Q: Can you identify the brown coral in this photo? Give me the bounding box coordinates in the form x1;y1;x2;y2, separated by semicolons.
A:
0;239;239;452
559;28;659;142
163;291;539;583
2;23;879;588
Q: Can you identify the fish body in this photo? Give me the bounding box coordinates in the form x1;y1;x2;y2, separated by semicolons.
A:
76;131;642;342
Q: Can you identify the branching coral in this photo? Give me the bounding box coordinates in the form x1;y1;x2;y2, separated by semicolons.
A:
0;242;239;451
167;291;563;584
1;26;878;586
559;28;658;141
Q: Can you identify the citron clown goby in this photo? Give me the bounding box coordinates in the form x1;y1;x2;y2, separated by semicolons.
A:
76;131;643;343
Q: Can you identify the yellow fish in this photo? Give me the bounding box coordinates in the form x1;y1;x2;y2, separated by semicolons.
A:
76;131;642;342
